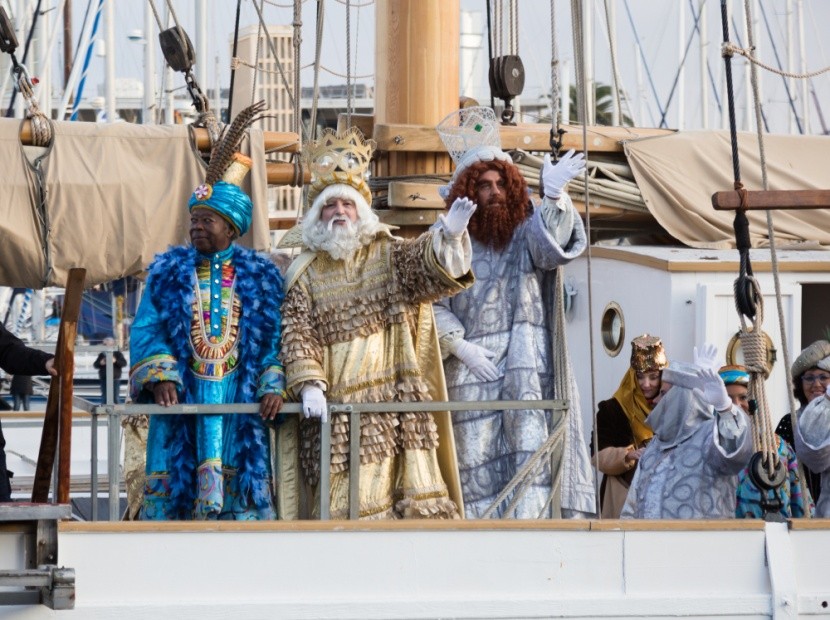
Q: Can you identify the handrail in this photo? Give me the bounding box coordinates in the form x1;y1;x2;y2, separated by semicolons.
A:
26;387;567;522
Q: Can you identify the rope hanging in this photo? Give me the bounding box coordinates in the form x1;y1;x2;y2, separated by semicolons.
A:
3;39;52;144
718;0;804;517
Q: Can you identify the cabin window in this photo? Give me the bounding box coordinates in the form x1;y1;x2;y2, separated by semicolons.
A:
725;328;777;371
600;302;625;357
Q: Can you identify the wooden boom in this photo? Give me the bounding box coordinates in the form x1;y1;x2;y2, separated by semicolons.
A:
712;188;830;210
18;119;309;186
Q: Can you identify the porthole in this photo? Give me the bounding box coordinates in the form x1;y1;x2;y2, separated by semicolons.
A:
600;302;625;357
725;329;777;373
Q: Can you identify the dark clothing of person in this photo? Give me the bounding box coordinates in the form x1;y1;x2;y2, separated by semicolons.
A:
10;375;33;411
777;413;822;503
592;397;638;509
0;324;52;501
93;351;127;404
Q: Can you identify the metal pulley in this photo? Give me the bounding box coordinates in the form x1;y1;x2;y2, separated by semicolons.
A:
488;54;525;125
0;7;18;54
158;25;209;114
158;26;195;73
747;451;787;522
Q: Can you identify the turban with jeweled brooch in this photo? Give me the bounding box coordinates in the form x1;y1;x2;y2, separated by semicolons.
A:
188;155;253;236
188;100;266;236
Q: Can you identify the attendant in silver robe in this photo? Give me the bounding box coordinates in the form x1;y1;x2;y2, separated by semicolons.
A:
432;106;594;519
621;358;753;519
793;356;830;518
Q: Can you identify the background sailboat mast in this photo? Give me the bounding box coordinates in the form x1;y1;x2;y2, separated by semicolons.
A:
104;0;115;122
796;0;809;132
63;0;72;85
375;0;459;177
143;1;155;124
195;0;207;102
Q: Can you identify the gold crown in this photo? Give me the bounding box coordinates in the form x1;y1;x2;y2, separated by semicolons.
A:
630;334;668;373
303;127;375;208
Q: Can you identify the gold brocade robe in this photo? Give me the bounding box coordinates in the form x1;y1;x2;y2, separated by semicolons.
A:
279;232;473;519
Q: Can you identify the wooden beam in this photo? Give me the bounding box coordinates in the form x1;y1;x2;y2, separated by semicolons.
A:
19;119;301;153
32;268;85;505
269;216;299;231
265;163;310;186
372;122;674;153
387;181;446;209
376;209;440;227
336;114;374;138
712;189;830;210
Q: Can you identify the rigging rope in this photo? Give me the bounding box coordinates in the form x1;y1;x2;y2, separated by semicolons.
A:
227;0;243;120
571;0;601;518
251;1;265;107
603;0;624;127
292;0;302;137
309;0;325;137
741;0;799;473
722;41;830;80
345;0;352;127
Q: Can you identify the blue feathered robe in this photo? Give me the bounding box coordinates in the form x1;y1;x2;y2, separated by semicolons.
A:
130;244;285;520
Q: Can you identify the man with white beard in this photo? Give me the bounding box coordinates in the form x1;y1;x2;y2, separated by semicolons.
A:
279;128;475;519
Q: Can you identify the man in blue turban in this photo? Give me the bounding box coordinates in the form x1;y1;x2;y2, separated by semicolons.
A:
129;132;287;520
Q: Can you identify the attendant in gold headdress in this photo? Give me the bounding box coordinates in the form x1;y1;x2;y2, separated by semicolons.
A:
593;335;667;518
279;128;475;519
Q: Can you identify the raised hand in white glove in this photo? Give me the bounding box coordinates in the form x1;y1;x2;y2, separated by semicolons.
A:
301;384;328;423
542;150;586;199
439;197;478;238
693;343;721;372
695;367;733;412
449;339;500;382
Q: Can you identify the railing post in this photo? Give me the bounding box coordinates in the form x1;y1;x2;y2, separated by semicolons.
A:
107;407;120;521
319;409;331;521
349;408;360;520
90;412;98;521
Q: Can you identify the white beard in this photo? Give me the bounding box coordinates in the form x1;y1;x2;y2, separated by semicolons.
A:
305;216;366;261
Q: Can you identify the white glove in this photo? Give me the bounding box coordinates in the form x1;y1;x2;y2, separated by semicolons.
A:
301;384;328;423
542;150;586;199
695;367;732;412
693;343;721;372
450;339;500;382
439;197;478;238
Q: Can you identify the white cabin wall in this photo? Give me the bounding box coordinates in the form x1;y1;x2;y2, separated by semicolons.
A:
564;257;677;439
565;254;830;438
693;273;800;423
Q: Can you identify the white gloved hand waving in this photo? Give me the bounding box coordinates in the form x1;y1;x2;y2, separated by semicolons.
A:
693;343;721;372
439;197;478;238
695;367;733;412
542;149;586;199
301;384;328;423
450;339;500;382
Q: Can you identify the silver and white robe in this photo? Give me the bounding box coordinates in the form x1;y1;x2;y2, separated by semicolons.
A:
434;194;595;519
621;386;752;519
794;393;830;518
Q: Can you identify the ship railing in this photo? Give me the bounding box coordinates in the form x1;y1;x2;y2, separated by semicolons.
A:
69;397;567;521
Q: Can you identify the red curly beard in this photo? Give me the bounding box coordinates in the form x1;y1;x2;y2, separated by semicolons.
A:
445;160;532;251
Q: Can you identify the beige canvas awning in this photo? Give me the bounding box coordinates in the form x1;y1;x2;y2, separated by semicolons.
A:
623;130;830;249
0;118;270;288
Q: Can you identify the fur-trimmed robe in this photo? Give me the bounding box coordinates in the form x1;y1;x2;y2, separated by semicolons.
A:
130;244;285;520
280;231;473;519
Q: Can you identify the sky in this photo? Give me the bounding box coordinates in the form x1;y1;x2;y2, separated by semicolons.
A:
5;0;830;134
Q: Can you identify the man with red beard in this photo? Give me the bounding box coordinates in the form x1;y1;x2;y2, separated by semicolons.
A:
434;107;594;518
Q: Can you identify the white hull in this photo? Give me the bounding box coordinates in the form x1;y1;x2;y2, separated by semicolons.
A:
3;520;830;618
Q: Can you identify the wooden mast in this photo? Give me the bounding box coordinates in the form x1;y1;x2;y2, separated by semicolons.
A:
375;0;460;179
